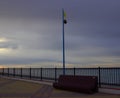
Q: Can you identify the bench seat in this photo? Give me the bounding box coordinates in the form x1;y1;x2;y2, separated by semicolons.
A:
53;75;98;94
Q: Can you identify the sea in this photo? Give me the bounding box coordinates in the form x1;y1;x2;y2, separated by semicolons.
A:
0;67;120;86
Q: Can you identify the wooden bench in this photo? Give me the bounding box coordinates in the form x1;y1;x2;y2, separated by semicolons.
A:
53;75;98;94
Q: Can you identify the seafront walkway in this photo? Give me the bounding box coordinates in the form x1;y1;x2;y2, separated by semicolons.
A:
0;77;119;98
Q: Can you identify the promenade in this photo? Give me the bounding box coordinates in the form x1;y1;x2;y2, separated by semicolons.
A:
0;77;119;98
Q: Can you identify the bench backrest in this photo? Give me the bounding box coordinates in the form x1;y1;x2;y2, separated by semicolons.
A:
58;75;98;86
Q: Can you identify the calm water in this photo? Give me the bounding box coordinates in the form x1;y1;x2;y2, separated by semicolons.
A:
1;68;120;85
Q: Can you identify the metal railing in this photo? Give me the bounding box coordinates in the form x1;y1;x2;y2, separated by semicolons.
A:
0;67;120;87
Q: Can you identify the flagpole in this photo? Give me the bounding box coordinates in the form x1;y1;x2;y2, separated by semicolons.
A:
62;9;65;75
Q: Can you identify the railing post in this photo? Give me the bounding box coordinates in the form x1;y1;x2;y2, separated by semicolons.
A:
3;68;4;75
98;67;101;87
30;67;31;79
0;69;1;75
41;68;42;80
21;68;22;78
37;69;39;79
13;68;15;77
55;67;57;81
8;68;9;77
74;67;76;76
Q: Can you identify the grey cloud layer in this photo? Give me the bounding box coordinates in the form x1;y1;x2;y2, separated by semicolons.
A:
0;0;120;66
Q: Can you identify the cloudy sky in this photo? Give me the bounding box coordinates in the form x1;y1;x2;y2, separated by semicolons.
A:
0;0;120;68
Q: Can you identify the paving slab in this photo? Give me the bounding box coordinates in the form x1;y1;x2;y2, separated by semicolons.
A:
0;77;119;98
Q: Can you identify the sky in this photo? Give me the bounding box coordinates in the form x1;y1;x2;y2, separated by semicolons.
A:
0;0;120;68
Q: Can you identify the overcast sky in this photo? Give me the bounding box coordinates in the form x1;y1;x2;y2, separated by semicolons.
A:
0;0;120;68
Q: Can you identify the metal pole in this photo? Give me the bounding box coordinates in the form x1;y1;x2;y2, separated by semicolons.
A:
62;9;65;75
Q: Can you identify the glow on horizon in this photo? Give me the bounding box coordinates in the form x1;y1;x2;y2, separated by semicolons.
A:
0;37;8;42
0;48;11;54
0;66;5;68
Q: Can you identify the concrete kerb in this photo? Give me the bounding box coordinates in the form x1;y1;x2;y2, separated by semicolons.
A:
0;76;53;86
99;88;120;95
